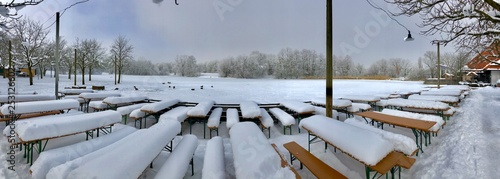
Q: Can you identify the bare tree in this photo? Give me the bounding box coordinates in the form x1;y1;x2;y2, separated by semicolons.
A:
421;51;438;78
388;58;412;78
83;39;105;81
110;35;133;84
334;55;353;76
174;55;198;77
12;18;49;85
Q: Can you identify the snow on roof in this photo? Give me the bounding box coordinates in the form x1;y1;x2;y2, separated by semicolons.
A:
408;94;459;103
387;98;450;111
0;94;55;103
310;99;352;108
0;99;79;115
207;108;223;128
259;108;274;128
59;89;93;94
225;108;239;129
140;99;180;113
338;95;381;102
202;136;226;179
102;95;148;105
78;92;121;100
16;110;122;142
30;126;137;179
158;106;192;122
229;122;295;178
381;109;444;132
187;100;215;117
155;135;199;179
240;101;261;118
299;115;394;166
313;106;338;118
345;118;417;156
116;103;148;116
420;90;462;97
61;120;181;179
269;108;295;126
281;101;315;114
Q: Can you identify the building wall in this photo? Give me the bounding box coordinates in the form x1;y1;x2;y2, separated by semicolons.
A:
492;71;500;84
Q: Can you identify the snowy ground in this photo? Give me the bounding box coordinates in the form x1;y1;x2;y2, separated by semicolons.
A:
0;74;499;179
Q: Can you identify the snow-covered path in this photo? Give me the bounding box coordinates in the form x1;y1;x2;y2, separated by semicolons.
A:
410;87;500;178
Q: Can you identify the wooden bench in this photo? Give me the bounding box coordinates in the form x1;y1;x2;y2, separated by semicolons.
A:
202;137;226;179
155;134;198;178
187;100;215;134
346;103;372;117
269;108;295;135
206;108;222;138
283;141;346;179
159;106;192;134
271;143;301;179
0;99;79;125
259;108;273;138
225;108;239;129
281;101;315;131
0;94;55;105
79;92;121;112
102;95;149;110
140;99;180;122
356;111;436;156
300;115;416;179
386;98;450;120
116;103;148;124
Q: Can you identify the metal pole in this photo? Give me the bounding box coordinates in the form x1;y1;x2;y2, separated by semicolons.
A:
74;49;77;86
437;42;441;89
55;12;60;98
114;55;117;85
326;0;333;118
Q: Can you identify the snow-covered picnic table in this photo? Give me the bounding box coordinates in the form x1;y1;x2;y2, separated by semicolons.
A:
338;95;381;104
420;89;462;97
408;94;460;106
355;111;437;155
15;110;122;165
0;99;80;124
240;101;261;119
229;122;297;179
386;98;450;116
299;115;415;178
187;100;215;118
79;92;121;112
102;95;149;110
310;99;352;117
0;94;55;105
281;101;315;116
140;99;181;119
59;89;93;96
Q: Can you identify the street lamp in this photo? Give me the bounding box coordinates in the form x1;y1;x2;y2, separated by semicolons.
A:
432;40;446;89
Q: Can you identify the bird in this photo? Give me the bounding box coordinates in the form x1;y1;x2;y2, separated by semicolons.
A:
200;85;204;89
133;86;139;90
173;86;176;89
191;88;195;91
114;88;119;90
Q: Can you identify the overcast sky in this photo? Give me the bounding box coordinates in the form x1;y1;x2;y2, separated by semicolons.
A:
18;0;455;65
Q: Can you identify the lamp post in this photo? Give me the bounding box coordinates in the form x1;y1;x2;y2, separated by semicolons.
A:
326;0;333;118
432;40;446;89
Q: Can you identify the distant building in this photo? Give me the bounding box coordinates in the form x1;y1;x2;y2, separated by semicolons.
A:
463;43;500;84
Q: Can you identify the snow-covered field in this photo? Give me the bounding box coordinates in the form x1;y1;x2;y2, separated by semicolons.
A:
1;74;499;178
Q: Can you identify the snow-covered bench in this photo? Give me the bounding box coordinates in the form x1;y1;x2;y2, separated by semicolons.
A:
310;99;352;118
386;98;451;119
240;101;262;119
281;101;315;124
141;99;181;119
229;122;298;178
202;136;226;179
79;92;121;112
225;108;239;129
16;110;122;165
0;94;56;105
283;141;346;179
30;126;137;179
408;94;460;107
206;108;222;138
313;106;339;120
59;89;93;96
355;110;436;156
102;95;149;110
130;108;147;128
116;103;148;124
381;109;446;131
0;99;80;125
299;115;416;179
269;108;295;135
374;100;388;111
159;106;192;133
346;103;372;117
46;120;181;179
187;100;215;134
338;95;381;106
420;89;462;97
155;134;199;178
259;108;274;138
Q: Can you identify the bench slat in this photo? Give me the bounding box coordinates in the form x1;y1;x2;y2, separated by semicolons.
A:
283;142;345;179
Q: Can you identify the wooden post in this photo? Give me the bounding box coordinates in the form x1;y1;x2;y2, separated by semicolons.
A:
437;42;441;89
55;12;60;98
74;49;77;86
326;0;333;118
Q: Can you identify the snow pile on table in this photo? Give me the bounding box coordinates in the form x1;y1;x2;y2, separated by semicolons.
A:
0;99;79;114
116;103;148;116
311;99;352;107
102;95;148;105
225;108;239;129
202;136;226;179
375;100;388;108
88;101;107;109
387;98;450;110
421;90;462;97
281;101;315;114
59;89;93;95
49;120;181;179
155;134;199;179
259;108;274;128
346;103;371;113
339;95;381;102
0;94;55;103
2;110;84;137
229;122;296;178
30;126;137;179
16;110;121;142
408;94;459;103
313;106;338;118
345;118;417;155
187;100;215;117
159;106;192;122
299;115;394;166
240;101;261;118
269;108;295;126
381;109;444;131
78;92;121;100
140;99;180;113
207;108;223;128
